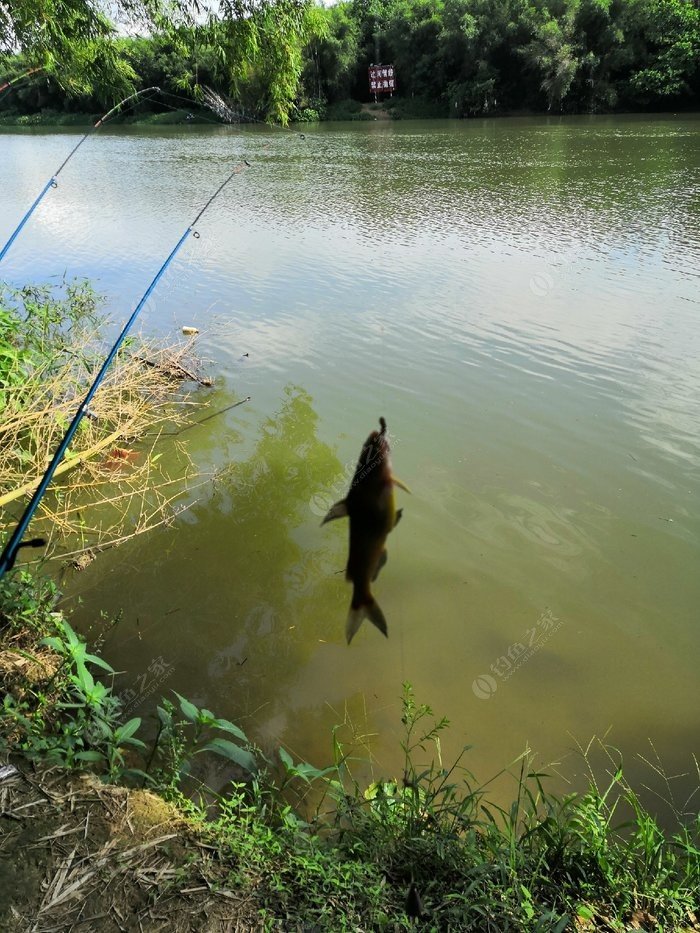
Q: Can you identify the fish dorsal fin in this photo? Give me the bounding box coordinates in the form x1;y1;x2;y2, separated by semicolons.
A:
392;476;411;494
321;499;348;525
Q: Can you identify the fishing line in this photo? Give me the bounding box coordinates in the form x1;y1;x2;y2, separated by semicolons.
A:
0;86;160;264
153;95;227;127
143;396;252;436
0;159;250;581
153;91;227;127
160;88;307;138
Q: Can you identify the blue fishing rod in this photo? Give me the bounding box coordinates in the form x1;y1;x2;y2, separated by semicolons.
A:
0;86;160;264
0;159;249;580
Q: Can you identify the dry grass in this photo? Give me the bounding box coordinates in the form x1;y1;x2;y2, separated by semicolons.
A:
0;762;259;932
0;312;210;565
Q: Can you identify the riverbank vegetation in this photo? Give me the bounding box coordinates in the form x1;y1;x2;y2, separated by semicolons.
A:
0;570;699;929
1;0;698;124
0;281;208;568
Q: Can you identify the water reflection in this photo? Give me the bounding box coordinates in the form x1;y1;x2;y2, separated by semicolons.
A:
70;385;346;753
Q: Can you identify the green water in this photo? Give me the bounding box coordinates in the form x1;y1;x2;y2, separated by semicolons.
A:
1;115;698;804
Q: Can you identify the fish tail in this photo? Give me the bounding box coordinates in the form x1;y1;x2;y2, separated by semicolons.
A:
346;590;388;644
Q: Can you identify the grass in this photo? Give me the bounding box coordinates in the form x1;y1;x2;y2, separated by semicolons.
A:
1;570;698;930
0;107;214;126
0;108;96;126
384;95;450;120
323;97;450;121
120;108;213;125
324;99;373;122
0;280;207;565
0;97;457;127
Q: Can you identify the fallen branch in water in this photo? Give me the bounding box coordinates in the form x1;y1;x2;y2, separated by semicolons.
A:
136;340;213;387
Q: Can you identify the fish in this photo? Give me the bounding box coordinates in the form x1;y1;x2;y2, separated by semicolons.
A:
322;417;409;644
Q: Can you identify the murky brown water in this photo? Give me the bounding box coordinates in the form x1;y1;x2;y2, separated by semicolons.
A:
1;115;699;809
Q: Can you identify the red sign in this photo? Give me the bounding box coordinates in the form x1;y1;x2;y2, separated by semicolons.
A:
369;64;396;96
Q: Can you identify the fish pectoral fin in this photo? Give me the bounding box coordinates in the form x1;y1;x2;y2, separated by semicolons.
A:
392;476;411;494
394;508;403;528
372;549;388;582
321;499;348;525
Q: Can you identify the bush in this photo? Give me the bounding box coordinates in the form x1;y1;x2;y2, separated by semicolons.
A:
324;98;363;121
386;96;449;120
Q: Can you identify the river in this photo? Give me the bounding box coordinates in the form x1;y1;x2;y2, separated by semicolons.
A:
1;115;698;810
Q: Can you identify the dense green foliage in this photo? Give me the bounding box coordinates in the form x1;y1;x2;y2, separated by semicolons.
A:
0;0;321;123
2;0;696;121
306;0;700;115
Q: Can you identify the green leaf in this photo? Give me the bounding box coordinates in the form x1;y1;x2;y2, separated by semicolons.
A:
75;750;106;762
40;636;63;652
114;717;141;743
74;663;94;694
213;717;249;743
60;619;81;647
173;691;199;723
294;762;335;781
199;739;257;773
121;768;154;784
85;652;115;673
279;746;294;770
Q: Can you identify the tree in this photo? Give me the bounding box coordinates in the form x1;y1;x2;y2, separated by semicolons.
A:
0;0;321;120
304;3;361;104
209;0;326;122
521;1;582;111
0;0;147;101
622;0;699;104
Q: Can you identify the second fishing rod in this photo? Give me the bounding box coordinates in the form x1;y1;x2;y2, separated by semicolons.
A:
0;86;160;264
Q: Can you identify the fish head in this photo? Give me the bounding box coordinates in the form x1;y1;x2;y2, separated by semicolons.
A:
347;418;392;497
360;417;390;467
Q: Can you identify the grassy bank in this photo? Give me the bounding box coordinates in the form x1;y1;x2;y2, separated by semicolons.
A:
0;107;217;127
1;571;699;931
0;97;558;126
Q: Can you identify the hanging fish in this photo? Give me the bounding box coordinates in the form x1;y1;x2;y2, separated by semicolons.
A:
322;417;409;644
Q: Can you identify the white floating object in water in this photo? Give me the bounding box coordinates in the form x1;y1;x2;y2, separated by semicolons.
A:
182;326;199;336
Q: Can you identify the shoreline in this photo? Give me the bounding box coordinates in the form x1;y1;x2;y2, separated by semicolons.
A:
0;103;698;129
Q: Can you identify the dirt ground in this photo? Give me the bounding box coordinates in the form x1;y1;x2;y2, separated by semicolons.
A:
0;762;259;932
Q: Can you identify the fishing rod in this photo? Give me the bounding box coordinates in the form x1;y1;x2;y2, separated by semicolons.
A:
0;67;43;100
0;86;160;264
0;159;250;581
